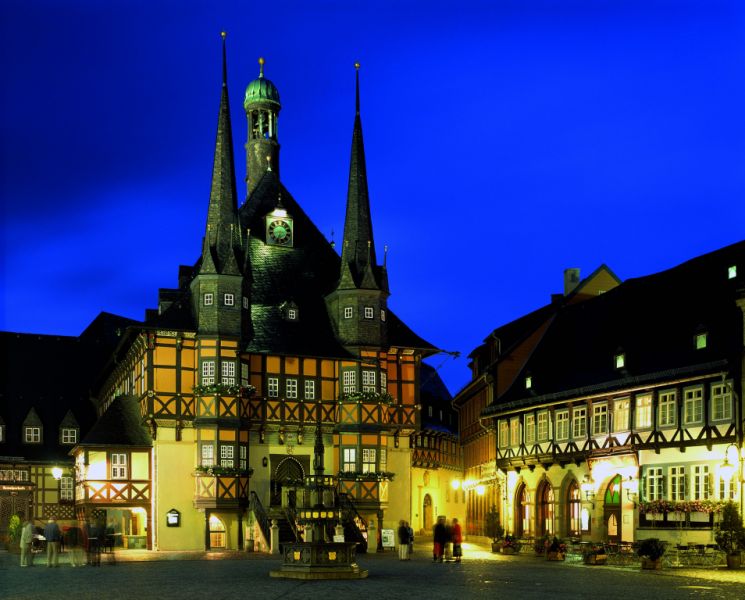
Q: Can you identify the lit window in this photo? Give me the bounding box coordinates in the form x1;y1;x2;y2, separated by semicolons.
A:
201;361;215;385
711;383;732;421
344;307;353;319
364;306;374;319
645;467;663;501
362;448;377;473
635;394;652;429
683;387;703;424
304;380;315;400
111;453;128;479
24;427;41;443
614;353;625;369
695;333;707;350
224;293;235;306
613;398;629;432
592;404;607;435
525;376;532;390
728;265;737;279
381;372;387;393
342;448;357;472
510;418;520;446
537;412;548;441
498;421;509;448
362;370;376;392
572;408;586;439
658;391;676;427
61;428;78;444
221;361;236;385
670;466;686;501
555;411;569;441
342;371;357;395
267;377;279;398
286;378;298;399
60;476;74;501
692;465;711;500
204;293;214;306
220;445;234;468
201;443;214;467
524;414;535;444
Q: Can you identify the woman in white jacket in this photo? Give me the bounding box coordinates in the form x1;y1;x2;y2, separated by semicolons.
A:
20;519;35;567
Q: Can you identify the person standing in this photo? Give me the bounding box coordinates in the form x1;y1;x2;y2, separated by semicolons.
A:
20;519;35;567
406;521;414;556
44;517;62;567
433;516;447;562
66;524;85;567
397;520;410;560
451;517;463;563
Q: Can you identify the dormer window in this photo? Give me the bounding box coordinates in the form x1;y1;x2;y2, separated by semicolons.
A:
695;332;708;350
525;376;533;390
614;352;625;369
288;308;297;320
344;307;353;319
364;306;374;319
224;293;235;306
61;428;78;445
24;427;41;443
280;301;299;321
728;265;737;279
204;293;214;306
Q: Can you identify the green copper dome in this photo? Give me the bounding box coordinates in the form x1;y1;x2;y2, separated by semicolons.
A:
244;57;280;108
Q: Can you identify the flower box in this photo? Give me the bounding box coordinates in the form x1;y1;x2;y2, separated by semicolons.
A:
641;557;662;570
689;512;709;523
546;551;565;561
584;554;607;565
501;547;517;555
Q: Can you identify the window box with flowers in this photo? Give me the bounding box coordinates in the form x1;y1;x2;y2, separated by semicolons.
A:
193;383;256;397
639;500;725;529
338;391;395;405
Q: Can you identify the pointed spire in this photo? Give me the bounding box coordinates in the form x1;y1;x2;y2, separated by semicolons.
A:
339;62;379;290
221;31;228;87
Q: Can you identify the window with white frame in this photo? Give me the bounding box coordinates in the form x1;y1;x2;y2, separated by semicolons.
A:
201;360;215;385
592;404;608;436
220;445;234;468
304;380;315;400
646;467;663;501
364;306;374;319
362;448;377;473
711;383;732;421
499;421;509;448
286;378;298;399
342;448;357;472
695;332;707;350
240;445;247;471
111;453;128;479
613;398;629;432
61;428;77;444
510;419;520;447
537;412;548;442
224;293;234;306
204;293;214;306
572;408;587;439
524;414;536;444
201;443;214;467
379;447;387;471
362;370;376;392
267;377;279;398
684;387;703;424
344;306;353;319
635;394;652;429
221;361;236;385
381;372;387;393
670;466;686;501
555;410;569;441
719;473;737;500
342;370;357;395
658;391;677;428
288;308;297;320
24;427;41;443
692;465;711;500
60;476;74;501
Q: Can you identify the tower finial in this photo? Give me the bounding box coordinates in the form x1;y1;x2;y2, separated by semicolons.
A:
354;61;361;115
258;56;265;78
221;32;228;87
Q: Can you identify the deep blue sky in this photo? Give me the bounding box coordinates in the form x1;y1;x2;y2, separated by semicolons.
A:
1;0;744;395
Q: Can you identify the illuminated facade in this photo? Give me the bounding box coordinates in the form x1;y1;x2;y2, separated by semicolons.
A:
455;248;744;544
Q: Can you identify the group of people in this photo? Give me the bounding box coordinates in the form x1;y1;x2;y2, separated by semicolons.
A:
19;517;63;567
18;517;106;567
397;520;415;560
433;516;462;563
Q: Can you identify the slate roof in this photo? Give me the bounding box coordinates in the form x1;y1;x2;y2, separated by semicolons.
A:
77;395;152;447
420;362;457;435
483;241;745;416
0;312;138;463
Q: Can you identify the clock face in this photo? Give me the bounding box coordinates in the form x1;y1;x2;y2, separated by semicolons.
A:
268;219;292;245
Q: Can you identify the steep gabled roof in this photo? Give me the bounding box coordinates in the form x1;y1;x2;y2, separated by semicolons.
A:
78;396;151;447
484;241;745;415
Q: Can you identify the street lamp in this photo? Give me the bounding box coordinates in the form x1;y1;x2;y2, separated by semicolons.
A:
52;467;63;481
581;475;596;501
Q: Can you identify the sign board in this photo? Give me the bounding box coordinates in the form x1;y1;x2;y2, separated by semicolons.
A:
166;508;181;527
333;534;345;543
381;529;395;548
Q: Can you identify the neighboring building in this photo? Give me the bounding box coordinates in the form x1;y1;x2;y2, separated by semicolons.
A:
455;245;744;544
1;39;448;552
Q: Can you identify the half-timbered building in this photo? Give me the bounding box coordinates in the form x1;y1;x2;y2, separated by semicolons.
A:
455;243;744;544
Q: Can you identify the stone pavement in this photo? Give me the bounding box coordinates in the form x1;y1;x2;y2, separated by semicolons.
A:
1;541;743;600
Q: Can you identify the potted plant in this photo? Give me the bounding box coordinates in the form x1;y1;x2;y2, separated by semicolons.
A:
715;501;745;569
637;537;666;570
534;534;549;556
5;514;21;553
582;543;607;565
501;534;520;555
546;536;566;561
485;506;504;553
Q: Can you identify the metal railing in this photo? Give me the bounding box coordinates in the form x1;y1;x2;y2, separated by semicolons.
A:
249;491;271;545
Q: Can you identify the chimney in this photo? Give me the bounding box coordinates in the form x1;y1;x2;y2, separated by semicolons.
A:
564;268;580;296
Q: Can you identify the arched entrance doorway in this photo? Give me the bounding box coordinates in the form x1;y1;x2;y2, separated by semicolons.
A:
514;484;530;537
423;494;433;533
209;514;226;548
603;474;622;542
271;457;305;507
536;480;555;536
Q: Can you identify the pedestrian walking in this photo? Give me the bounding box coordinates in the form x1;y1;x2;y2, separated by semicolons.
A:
397;520;410;560
20;519;35;567
65;524;85;567
443;519;453;561
433;516;447;562
451;517;463;562
44;518;62;567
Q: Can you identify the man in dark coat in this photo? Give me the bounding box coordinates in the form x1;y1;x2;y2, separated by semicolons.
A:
433;516;448;562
